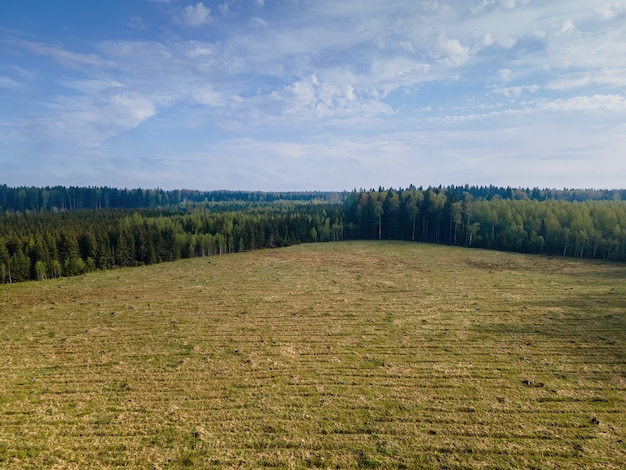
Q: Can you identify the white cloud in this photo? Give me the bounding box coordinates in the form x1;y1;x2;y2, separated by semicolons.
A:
177;3;212;27
481;32;494;47
533;28;626;72
24;92;157;151
597;3;626;20
560;18;575;34
471;0;529;14
109;94;156;126
438;38;470;67
370;56;432;94
443;93;626;122
546;69;626;90
186;42;219;58
14;40;113;68
500;0;529;8
399;41;415;52
492;84;540;98
540;94;626;112
499;37;517;48
0;76;24;90
471;0;495;14
64;79;124;94
192;86;225;106
128;16;147;30
224;74;392;128
218;2;231;16
497;68;512;82
247;17;267;28
5;0;626;189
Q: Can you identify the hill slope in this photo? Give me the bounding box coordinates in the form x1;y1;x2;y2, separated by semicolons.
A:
1;241;625;468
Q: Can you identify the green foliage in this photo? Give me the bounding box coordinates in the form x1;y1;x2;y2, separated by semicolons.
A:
344;188;626;260
0;201;345;282
34;260;47;280
0;185;344;212
1;185;626;283
9;247;30;283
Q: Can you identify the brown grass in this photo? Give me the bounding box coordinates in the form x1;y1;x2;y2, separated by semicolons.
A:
0;241;625;468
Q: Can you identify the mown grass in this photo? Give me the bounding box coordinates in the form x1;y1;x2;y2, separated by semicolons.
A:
0;241;625;469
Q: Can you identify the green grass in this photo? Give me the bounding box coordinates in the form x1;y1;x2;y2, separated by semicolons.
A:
1;241;625;468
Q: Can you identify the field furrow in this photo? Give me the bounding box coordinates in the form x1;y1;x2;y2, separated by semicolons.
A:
1;241;625;468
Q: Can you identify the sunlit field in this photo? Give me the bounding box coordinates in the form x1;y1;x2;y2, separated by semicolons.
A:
1;241;624;468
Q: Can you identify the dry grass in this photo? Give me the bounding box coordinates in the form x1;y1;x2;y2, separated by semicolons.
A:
0;241;625;468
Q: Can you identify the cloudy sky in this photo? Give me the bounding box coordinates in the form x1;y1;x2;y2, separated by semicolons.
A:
1;1;625;191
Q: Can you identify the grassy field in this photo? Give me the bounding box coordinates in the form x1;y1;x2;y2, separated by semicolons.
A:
0;241;625;469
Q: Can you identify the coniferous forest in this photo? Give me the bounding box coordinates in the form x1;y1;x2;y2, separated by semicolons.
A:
1;184;626;283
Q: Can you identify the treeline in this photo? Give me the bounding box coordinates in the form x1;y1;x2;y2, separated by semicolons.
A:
0;185;344;213
0;205;344;283
0;185;626;214
439;185;626;202
2;185;626;214
345;188;626;260
2;185;626;283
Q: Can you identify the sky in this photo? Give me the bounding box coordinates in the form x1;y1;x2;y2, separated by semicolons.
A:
1;0;625;191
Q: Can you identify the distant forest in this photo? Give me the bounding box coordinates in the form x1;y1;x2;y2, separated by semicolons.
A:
1;184;626;283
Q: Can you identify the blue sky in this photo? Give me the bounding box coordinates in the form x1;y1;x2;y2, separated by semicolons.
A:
1;0;625;191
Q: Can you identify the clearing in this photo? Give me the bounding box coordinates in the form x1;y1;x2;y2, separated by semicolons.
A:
0;241;624;468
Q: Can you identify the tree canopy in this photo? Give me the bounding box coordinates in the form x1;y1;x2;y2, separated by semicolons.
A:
2;185;626;283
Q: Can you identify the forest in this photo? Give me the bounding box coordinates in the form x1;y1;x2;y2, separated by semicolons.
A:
1;185;626;283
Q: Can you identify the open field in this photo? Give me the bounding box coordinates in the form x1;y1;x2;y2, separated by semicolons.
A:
0;241;625;468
